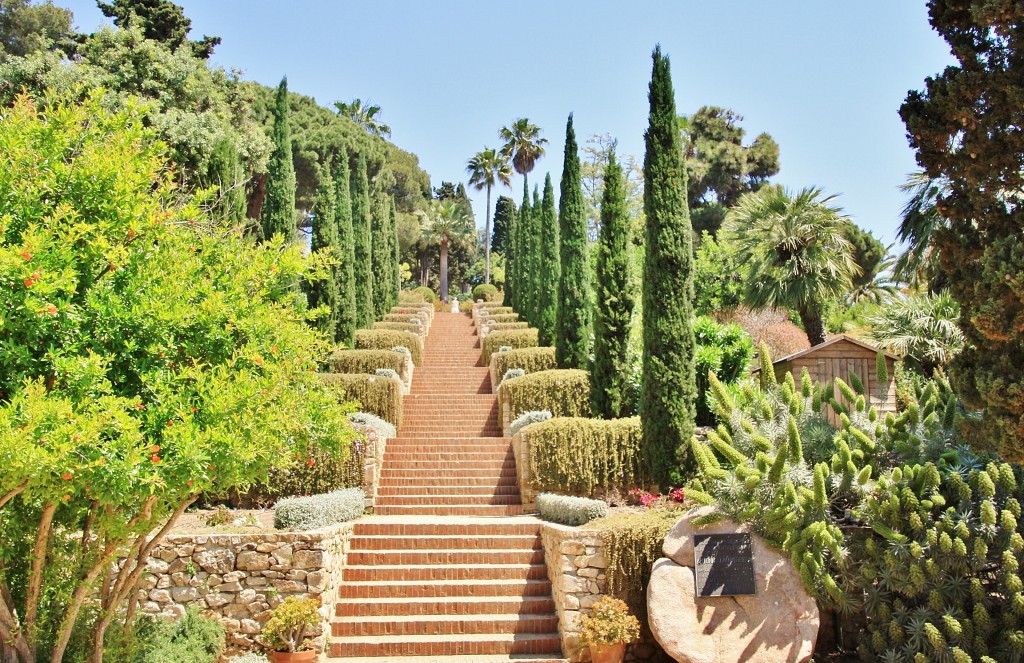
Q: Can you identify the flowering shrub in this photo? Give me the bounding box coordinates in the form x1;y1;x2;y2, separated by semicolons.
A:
259;597;320;652
577;596;640;647
628;487;686;509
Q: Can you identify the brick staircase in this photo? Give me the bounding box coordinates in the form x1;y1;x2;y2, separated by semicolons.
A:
329;311;564;662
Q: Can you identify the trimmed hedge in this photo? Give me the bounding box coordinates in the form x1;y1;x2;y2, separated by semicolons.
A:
493;346;557;378
478;306;514;318
274;488;365;530
355;329;423;366
329;349;407;382
374;321;425;336
261;440;362;502
392;303;434;321
320;373;403;427
472;283;501;302
525;417;646;494
481;313;520;324
384;312;428;326
499;369;590;423
536;492;608;526
483;328;539;364
484;321;530;335
412;286;437;303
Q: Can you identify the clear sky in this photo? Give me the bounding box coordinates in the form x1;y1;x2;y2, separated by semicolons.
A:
59;1;953;244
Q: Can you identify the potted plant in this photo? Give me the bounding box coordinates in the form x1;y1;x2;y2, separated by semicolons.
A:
577;596;640;663
260;596;321;662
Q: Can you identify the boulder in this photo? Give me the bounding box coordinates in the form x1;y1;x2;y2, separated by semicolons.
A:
648;507;818;663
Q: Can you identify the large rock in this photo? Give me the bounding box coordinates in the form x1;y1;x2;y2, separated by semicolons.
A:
648;507;818;663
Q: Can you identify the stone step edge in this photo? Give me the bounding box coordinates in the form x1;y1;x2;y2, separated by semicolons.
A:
328;633;560;644
336;595;551;606
333;613;556;625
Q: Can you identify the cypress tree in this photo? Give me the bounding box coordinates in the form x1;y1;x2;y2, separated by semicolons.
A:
332;150;357;347
555;114;591;369
515;180;531;317
307;163;340;339
491;195;516;256
260;77;296;242
591;149;635;418
205;138;246;224
504;195;519;309
351;153;374;328
641;46;697;485
527;186;542;324
536;174;560;345
370;189;391;319
389;196;400;310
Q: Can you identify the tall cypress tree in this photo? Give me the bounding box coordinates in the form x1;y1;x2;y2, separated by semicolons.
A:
504;195;519;309
260;77;296;242
332;150;357;347
370;189;391;319
555;114;591;369
641;46;697;485
536;174;560;345
307;163;340;338
591;149;635;419
514;180;531;316
528;185;542;326
491;195;516;256
389;196;400;310
351;153;374;328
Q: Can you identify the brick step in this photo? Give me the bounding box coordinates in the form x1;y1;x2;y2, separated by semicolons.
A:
400;416;499;425
396;428;504;436
337;578;551;599
341;563;544;582
336;595;555;617
378;468;515;477
409;389;491;395
374;505;525;516
332;613;559;638
376;495;523;507
401;395;496;401
375;485;520;496
346;548;543;566
327;633;561;658
382;462;514;472
329;657;566;663
378;476;518;487
382;442;511;451
351;522;541;537
383;451;511;460
350;535;539;550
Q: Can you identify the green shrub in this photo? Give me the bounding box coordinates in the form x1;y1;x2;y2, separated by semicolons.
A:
485;321;530;334
373;321;424;336
509;410;552;437
477;306;514;318
525;416;644;494
274;488;365;530
258;441;362;502
483;328;539;364
320;373;403;427
693;316;754;425
499;369;590;424
392;303;433;320
493;346;557;378
228;654;268;663
412;285;437;303
329;349;407;381
383;313;427;325
536;492;608;526
355;329;423;366
350;411;396;440
472;283;501;302
133;607;225;663
481;313;520;324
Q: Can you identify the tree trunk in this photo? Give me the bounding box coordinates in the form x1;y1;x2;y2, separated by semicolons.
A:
419;250;430;286
799;302;828;346
484;185;493;285
440;239;449;303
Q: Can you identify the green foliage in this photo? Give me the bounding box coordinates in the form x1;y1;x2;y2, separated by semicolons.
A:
555;115;591;367
383;313;426;325
525;416;644;494
492;346;557;378
97;0;220;59
477;306;513;317
370;190;393;319
330;150;357;347
641;46;698;486
592;149;635;419
354;329;422;366
0;93;356;662
693;232;743;316
261;77;296;243
129;607;225;663
412;285;436;303
491;195;516;256
373;321;424;336
328;349;407;382
868;292;965;376
320;373;403;427
692;316;754;425
472;283;500;302
351;153;374;328
535;173;561;346
481;312;519;324
577;596;641;647
900;1;1024;461
273;488;364;533
0;0;75;58
259;440;362;504
500;369;590;425
536;492;608;526
843;222;895;304
259;596;321;652
485;322;529;334
482;328;539;365
306;163;340;338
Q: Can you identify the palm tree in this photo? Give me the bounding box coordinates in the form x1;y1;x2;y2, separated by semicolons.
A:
722;185;857;346
466;147;512;284
334;98;392;137
894;171;949;290
422;199;474;302
867;292;964;375
499;118;548;185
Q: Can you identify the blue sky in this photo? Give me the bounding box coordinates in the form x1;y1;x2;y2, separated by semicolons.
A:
60;1;953;244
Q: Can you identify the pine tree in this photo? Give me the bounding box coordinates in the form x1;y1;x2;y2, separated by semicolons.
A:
351;153;374;328
515;180;531;318
307;163;340;339
260;77;296;242
370;189;391;319
536;174;560;345
641;46;697;484
592;149;635;419
555;114;592;369
332;150;357;347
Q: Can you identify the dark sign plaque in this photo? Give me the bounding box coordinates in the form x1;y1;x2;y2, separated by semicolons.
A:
693;533;756;597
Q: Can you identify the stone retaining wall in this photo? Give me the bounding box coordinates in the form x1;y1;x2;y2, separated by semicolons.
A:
138;523;354;651
511;430;539;511
351;425;387;509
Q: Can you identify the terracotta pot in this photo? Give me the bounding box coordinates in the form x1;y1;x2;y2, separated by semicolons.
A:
589;641;626;663
269;650;317;663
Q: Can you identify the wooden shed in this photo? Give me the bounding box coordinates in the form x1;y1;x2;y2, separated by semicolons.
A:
758;335;899;421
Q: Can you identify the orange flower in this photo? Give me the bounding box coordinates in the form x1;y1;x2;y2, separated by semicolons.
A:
23;278;35;288
63;494;71;501
150;454;161;463
62;473;73;481
19;252;31;261
186;480;193;487
253;356;263;366
127;230;135;239
166;420;173;427
306;459;315;467
150;444;160;453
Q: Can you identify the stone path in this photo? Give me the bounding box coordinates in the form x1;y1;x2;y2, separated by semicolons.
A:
328;311;565;661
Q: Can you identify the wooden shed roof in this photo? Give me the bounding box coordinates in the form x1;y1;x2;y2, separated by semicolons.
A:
752;335;900;373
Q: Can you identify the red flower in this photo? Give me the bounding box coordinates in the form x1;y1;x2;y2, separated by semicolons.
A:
150;454;161;463
62;473;73;481
127;230;135;239
306;459;315;467
150;444;160;453
23;278;35;288
253;356;263;366
19;252;31;261
166;420;173;427
136;403;145;410
63;494;71;501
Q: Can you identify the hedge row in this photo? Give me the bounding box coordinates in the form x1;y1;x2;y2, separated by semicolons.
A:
483;321;530;335
391;303;433;322
383;312;428;326
373;321;425;336
525;417;646;495
492;347;558;381
355;329;423;366
499;368;590;424
472;283;501;302
482;328;538;364
320;373;403;428
479;313;520;325
329;349;408;382
536;492;609;526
